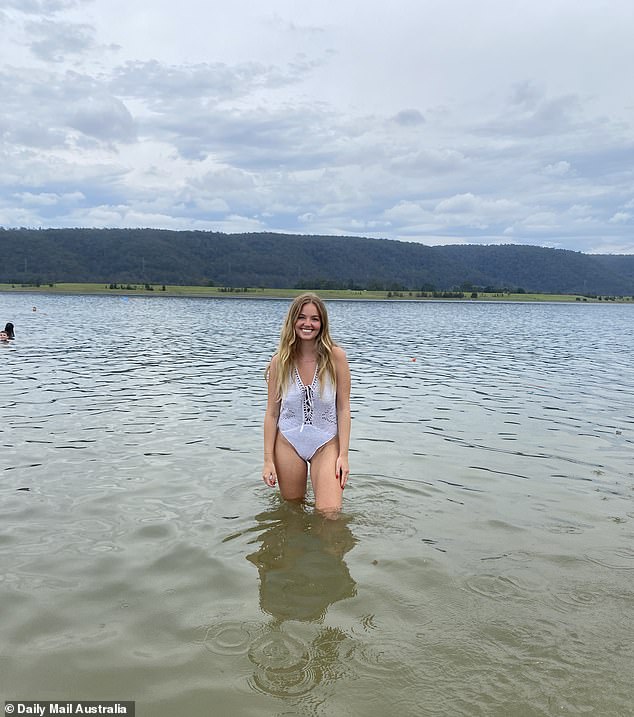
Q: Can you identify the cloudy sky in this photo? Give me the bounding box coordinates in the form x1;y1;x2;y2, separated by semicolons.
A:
1;0;633;253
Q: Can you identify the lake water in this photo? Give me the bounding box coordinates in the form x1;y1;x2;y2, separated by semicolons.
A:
1;294;633;716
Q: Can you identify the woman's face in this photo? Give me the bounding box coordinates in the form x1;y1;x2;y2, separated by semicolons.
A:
294;302;321;342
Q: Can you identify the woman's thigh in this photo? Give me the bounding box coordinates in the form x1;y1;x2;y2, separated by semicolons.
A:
275;433;308;501
309;438;343;514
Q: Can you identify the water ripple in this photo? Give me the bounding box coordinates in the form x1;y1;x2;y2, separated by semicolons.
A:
247;628;321;697
339;634;420;686
204;621;260;656
546;582;607;612
462;574;536;603
585;546;634;571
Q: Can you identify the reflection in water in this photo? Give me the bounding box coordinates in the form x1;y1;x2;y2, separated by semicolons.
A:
244;503;357;698
247;503;357;622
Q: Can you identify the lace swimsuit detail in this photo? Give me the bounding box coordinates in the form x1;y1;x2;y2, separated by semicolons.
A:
278;366;338;461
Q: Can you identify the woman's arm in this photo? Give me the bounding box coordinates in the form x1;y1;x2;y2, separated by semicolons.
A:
262;355;281;487
334;346;351;488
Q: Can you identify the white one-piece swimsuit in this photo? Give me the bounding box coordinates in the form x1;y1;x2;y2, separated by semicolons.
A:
278;366;338;461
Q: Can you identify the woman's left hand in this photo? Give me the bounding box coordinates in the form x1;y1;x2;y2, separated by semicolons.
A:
335;455;350;489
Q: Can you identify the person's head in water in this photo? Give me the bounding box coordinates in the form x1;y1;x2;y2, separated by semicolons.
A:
3;322;14;339
0;331;9;342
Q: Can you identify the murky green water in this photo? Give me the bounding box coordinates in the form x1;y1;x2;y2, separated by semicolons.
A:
1;295;633;716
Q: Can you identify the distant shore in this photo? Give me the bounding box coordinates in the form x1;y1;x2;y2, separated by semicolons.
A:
1;282;632;303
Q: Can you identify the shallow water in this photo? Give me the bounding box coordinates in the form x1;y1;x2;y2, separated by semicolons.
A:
1;294;633;716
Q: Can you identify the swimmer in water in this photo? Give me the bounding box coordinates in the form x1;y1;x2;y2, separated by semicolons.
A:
3;322;14;339
262;293;351;514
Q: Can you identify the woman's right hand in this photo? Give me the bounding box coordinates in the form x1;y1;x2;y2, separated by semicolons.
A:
262;460;277;487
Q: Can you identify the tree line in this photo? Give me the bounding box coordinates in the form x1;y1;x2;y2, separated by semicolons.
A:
1;227;634;296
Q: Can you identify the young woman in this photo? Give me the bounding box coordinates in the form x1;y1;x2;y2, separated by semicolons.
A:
262;293;351;513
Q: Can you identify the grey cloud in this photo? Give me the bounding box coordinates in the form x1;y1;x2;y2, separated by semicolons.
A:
509;80;543;110
68;95;136;142
38;68;102;103
564;144;634;180
529;95;582;132
5;121;69;149
286;53;329;82
110;58;311;108
478;93;584;138
391;109;425;126
111;60;253;105
0;0;81;14
27;18;97;61
146;103;341;169
1;66;136;147
389;147;466;175
0;69;68;150
190;168;256;193
0;141;130;207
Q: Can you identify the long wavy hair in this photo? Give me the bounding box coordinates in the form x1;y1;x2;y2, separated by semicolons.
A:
271;293;337;399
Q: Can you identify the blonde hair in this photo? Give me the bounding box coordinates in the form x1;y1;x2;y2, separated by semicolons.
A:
270;293;337;400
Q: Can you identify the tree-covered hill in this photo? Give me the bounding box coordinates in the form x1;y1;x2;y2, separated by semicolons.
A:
1;227;633;295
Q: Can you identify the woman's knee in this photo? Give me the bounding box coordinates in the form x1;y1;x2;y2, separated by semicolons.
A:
309;451;343;512
313;487;343;514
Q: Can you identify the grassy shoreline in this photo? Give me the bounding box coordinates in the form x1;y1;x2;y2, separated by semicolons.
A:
1;282;632;303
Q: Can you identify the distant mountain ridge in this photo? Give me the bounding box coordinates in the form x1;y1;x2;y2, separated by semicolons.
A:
1;227;633;295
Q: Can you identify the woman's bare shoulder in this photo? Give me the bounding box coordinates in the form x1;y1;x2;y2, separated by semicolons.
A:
267;353;280;376
332;345;347;358
332;345;349;366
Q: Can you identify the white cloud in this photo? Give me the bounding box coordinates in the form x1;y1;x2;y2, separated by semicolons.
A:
544;161;571;176
13;190;84;205
435;193;517;216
